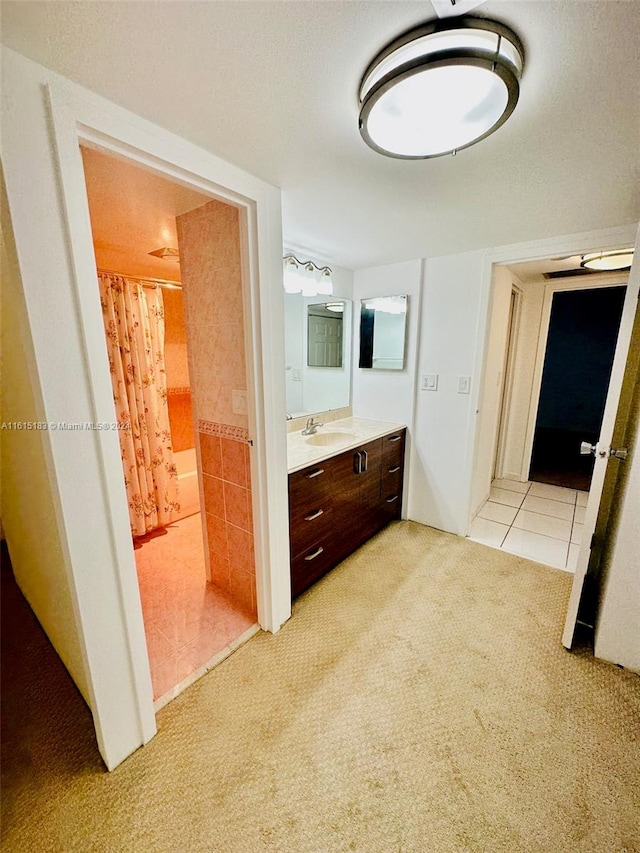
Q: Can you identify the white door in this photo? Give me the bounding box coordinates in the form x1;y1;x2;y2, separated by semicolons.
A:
563;229;640;648
308;314;343;367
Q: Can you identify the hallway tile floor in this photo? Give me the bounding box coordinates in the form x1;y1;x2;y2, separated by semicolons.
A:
134;513;257;705
469;479;589;572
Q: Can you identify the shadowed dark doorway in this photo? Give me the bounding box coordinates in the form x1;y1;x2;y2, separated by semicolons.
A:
530;285;626;490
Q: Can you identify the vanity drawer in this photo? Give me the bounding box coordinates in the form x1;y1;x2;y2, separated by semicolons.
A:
380;490;402;518
381;465;403;502
289;459;335;516
381;430;406;466
290;535;342;599
380;429;405;518
289;503;335;557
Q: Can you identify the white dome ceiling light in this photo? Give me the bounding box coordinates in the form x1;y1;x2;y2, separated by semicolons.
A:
358;17;525;159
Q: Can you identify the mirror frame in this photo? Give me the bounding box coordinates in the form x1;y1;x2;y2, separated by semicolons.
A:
358;294;408;370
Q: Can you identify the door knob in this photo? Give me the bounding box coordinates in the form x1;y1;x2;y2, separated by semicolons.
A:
609;447;628;460
580;441;597;456
580;441;628;460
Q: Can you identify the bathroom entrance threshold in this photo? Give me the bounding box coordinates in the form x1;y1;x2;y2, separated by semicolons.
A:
154;623;260;712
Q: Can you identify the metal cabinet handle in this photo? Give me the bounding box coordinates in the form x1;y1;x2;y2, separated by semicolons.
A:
386;495;399;503
306;468;325;479
304;546;324;561
388;466;400;473
304;508;324;521
361;449;368;472
388;435;402;442
354;450;362;474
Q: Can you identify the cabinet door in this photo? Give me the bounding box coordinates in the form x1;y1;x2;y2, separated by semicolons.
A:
357;438;383;508
333;438;383;550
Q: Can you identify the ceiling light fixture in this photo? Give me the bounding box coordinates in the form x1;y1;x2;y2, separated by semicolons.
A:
358;16;525;159
148;246;180;262
580;249;634;272
283;254;333;296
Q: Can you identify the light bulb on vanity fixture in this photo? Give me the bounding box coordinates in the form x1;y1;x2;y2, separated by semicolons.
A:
358;16;525;159
282;253;333;297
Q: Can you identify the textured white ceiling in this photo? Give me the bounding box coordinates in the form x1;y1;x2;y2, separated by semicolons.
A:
81;146;210;280
2;1;639;269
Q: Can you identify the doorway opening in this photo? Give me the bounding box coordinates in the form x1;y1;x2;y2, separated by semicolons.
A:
81;145;258;706
529;286;626;491
469;253;630;572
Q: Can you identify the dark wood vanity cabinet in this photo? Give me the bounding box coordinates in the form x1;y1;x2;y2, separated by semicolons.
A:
289;428;406;598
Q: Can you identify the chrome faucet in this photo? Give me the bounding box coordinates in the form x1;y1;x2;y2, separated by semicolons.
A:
301;417;323;435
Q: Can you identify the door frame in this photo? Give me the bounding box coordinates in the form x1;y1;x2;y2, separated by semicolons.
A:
466;224;637;536
519;274;629;483
45;78;291;766
493;284;522;480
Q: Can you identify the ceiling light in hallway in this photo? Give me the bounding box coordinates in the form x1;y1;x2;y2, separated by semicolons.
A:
580;249;634;271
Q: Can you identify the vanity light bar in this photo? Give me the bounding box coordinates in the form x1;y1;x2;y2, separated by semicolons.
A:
283;254;333;277
283;253;334;297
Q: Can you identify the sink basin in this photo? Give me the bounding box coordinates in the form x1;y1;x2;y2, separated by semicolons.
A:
305;431;357;447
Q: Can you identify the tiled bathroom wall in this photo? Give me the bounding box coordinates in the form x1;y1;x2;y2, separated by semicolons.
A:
177;199;256;619
164;288;194;452
200;432;255;617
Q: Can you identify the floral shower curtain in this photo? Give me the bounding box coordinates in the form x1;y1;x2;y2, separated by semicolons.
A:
98;272;180;536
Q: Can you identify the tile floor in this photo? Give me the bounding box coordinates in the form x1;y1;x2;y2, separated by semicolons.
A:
469;479;589;572
134;513;256;705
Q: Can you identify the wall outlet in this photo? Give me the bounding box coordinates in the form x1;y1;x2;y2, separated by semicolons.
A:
421;374;438;391
232;389;247;414
457;375;471;394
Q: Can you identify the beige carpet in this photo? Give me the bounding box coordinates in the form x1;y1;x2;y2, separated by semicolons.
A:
2;522;639;852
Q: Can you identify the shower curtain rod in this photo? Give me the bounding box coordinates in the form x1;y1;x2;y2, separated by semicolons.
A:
97;268;182;290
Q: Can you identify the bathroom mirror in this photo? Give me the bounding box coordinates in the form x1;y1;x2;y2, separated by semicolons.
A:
284;295;352;418
359;295;408;370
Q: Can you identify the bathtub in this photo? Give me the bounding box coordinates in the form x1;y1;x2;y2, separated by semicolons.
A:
173;447;200;521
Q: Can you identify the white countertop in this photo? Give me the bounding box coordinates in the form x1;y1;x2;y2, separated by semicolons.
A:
287;416;406;473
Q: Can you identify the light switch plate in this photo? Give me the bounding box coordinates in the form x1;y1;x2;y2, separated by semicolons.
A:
232;390;247;414
457;375;471;394
421;374;438;391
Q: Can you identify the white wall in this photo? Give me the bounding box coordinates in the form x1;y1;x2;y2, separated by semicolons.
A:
352;260;422;426
407;251;485;535
1;181;91;704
